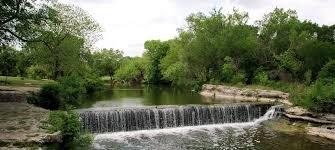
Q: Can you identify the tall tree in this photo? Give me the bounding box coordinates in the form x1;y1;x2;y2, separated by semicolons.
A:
144;40;169;84
26;3;101;79
0;46;17;80
0;0;55;45
92;48;123;80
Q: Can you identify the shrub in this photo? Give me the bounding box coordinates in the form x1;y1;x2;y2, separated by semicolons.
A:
29;74;104;110
275;49;302;77
221;57;246;84
301;80;335;113
114;58;145;84
231;72;246;84
318;60;335;83
304;69;312;85
28;83;62;110
83;74;104;93
58;75;86;100
26;65;50;79
48;111;93;149
253;71;272;85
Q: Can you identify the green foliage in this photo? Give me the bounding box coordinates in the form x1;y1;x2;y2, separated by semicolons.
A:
144;40;169;84
300;81;335;113
28;75;104;110
48;111;93;149
257;8;300;54
83;74;104;93
58;75;86;103
275;49;302;77
0;46;18;76
221;57;246;84
25;3;102;80
28;83;62;110
92;48;123;78
296;41;335;79
317;60;335;82
48;111;67;132
26;65;49;79
114;57;146;84
253;71;272;85
0;0;55;45
304;69;312;85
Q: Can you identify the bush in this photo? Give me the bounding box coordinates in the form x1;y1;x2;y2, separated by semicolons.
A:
299;80;335;113
221;57;246;84
58;75;86;101
83;74;104;93
28;83;62;110
253;71;272;85
29;75;104;110
318;60;335;83
26;65;50;79
48;111;93;149
114;58;145;84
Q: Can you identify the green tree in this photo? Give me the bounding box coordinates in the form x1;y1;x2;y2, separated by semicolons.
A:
114;57;146;84
92;48;123;80
0;0;55;45
257;8;300;54
0;46;17;78
26;3;101;79
144;40;169;84
296;40;335;79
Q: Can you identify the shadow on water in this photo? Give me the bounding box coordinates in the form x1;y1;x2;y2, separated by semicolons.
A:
80;85;207;108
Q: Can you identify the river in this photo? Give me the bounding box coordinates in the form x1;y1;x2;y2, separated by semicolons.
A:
79;86;335;150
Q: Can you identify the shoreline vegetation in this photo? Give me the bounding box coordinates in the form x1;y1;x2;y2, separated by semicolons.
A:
1;0;335;149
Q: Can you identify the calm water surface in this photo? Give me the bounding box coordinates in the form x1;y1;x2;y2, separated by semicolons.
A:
81;85;209;108
80;86;335;150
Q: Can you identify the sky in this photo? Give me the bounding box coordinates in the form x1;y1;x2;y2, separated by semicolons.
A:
59;0;335;56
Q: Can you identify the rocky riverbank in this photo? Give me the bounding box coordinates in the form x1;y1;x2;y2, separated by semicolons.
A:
200;84;335;140
0;86;40;103
200;84;292;105
0;86;60;149
284;106;335;140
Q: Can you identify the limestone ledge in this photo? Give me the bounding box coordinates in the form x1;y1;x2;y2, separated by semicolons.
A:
200;84;292;105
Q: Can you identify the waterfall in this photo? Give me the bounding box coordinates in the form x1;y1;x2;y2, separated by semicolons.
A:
79;103;280;133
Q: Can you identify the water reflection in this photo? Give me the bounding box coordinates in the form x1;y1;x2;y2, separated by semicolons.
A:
80;86;207;108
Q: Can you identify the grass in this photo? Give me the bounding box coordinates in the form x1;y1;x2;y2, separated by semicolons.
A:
0;76;55;87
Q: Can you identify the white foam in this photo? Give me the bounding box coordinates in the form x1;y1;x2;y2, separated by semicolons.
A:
94;105;281;142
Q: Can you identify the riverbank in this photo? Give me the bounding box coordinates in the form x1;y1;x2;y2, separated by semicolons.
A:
200;84;335;140
0;86;61;149
200;84;292;105
0;102;61;149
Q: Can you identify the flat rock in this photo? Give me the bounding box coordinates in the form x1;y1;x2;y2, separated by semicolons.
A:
285;106;314;117
283;113;334;124
200;84;291;105
0;102;60;147
307;126;335;140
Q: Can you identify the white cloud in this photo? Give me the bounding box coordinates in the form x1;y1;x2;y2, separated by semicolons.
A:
59;0;335;56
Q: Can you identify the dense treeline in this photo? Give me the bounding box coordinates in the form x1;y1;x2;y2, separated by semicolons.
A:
114;8;335;112
114;8;335;88
1;1;335;114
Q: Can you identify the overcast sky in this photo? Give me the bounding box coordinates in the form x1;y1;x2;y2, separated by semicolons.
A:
59;0;335;56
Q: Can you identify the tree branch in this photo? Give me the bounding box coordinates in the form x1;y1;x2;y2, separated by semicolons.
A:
1;28;41;43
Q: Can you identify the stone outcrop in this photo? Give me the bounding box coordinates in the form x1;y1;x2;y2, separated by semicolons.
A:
307;126;335;140
200;84;291;105
284;106;335;140
0;102;60;149
0;86;39;103
284;106;335;124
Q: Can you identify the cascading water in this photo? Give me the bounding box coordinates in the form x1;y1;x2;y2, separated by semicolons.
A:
79;103;281;133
